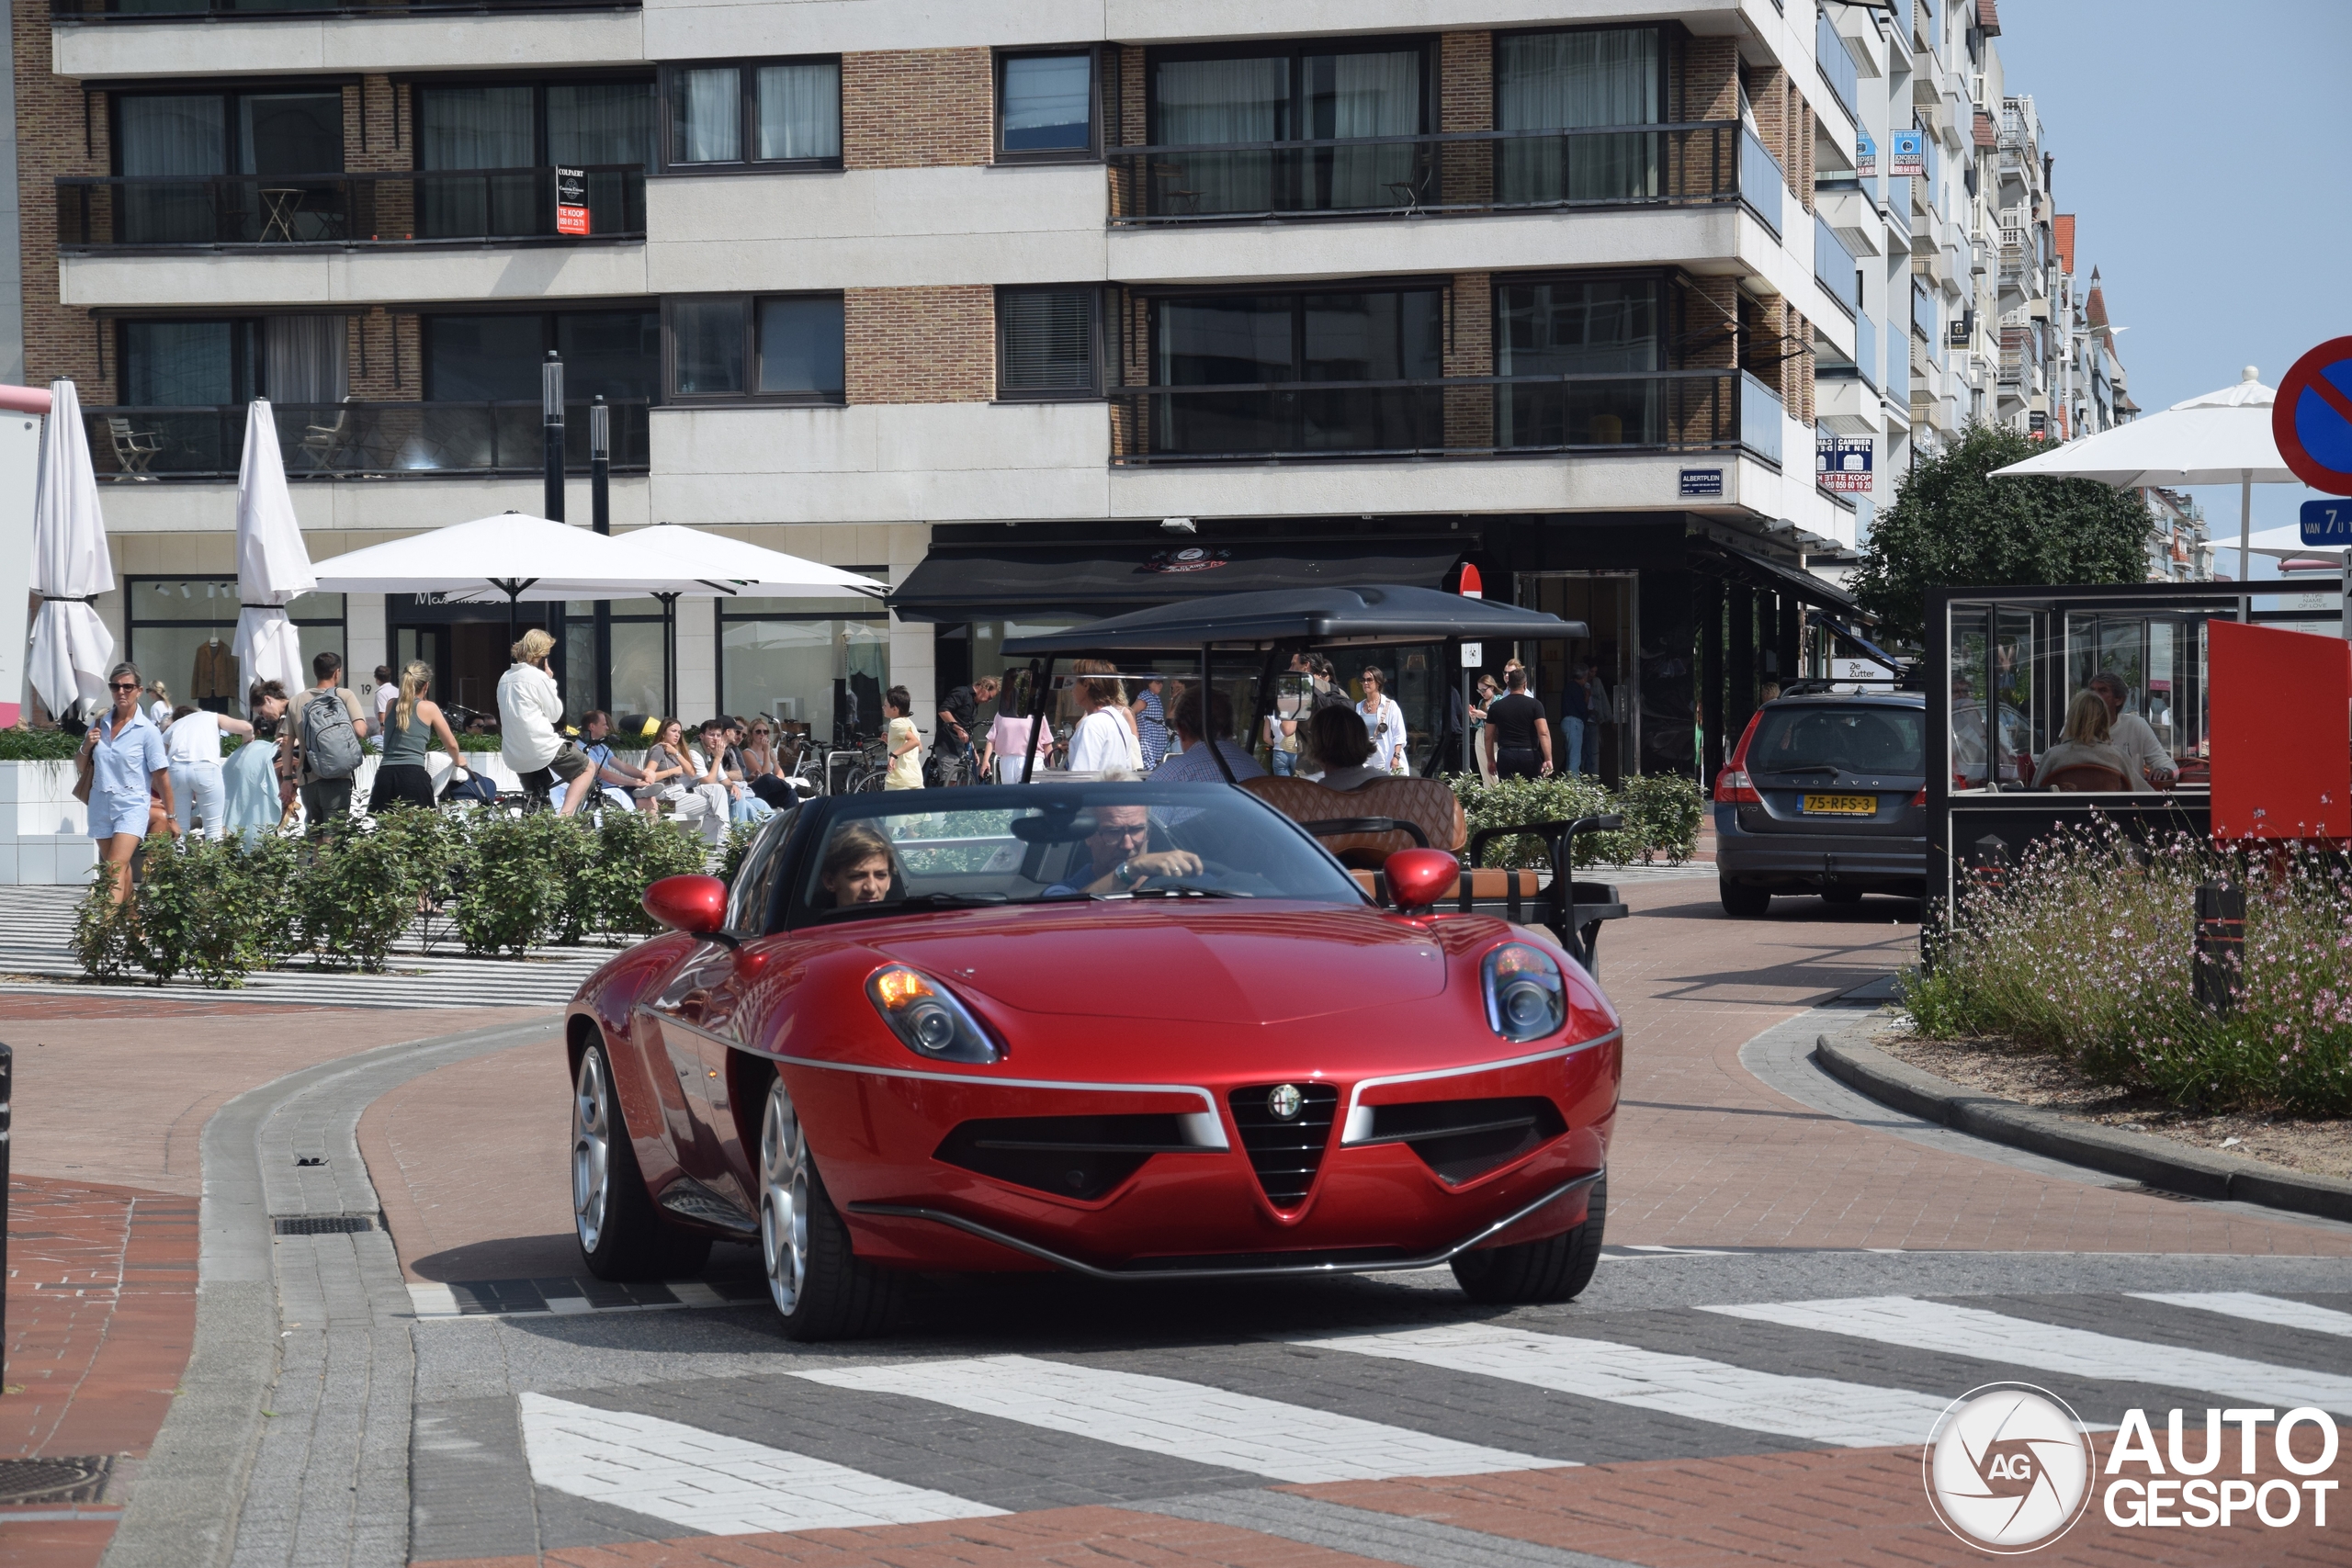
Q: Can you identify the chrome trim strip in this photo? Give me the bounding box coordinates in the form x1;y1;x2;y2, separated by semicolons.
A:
764;1054;1230;1150
847;1168;1604;1282
1337;1028;1623;1145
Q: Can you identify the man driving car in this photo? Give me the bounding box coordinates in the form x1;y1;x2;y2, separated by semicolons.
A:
1046;803;1203;897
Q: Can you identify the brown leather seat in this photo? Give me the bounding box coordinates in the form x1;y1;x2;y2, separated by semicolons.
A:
1348;866;1545;903
1241;774;1466;867
2043;762;2129;793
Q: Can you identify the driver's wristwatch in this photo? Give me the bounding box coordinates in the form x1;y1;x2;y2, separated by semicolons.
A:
1116;859;1136;886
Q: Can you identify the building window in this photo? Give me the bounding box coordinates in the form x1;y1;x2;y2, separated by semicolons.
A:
718;593;890;745
418;310;658;468
1493;276;1663;447
113;88;345;243
1493;28;1665;203
414;79;653;238
1144;39;1430;214
126;578;345;718
665;295;845;402
664;58;842;170
997;287;1101;400
1148;287;1442;456
997;51;1099;160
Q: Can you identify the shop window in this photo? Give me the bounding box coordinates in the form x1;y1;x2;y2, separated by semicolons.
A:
996;287;1101;400
718;593;890;744
665;295;844;402
126;578;345;717
997;51;1098;159
665;59;842;169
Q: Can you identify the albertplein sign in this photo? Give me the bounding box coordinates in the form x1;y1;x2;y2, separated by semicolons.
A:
1923;1384;2340;1553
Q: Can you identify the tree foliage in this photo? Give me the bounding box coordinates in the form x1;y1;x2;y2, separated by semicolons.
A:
1849;423;2153;646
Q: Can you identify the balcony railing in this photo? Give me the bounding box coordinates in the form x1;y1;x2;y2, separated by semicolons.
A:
58;165;645;249
1856;312;1879;390
1738;128;1788;238
1106;121;1749;224
1813;213;1860;318
1107;368;1775;466
85;400;650;480
1815;11;1860;121
53;0;632;19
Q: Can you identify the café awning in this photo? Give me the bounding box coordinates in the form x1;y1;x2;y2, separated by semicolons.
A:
887;538;1463;623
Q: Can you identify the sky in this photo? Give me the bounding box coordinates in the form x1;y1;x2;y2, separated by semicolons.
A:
1994;0;2352;581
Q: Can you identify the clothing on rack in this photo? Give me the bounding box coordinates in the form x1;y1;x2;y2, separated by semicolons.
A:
190;638;240;702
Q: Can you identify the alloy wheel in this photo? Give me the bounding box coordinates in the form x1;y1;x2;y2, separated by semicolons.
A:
572;1048;612;1253
760;1077;809;1316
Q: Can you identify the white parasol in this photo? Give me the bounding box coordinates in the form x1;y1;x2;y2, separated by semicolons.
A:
232;399;318;698
309;513;726;602
617;525;886;598
27;379;116;722
1991;367;2295;613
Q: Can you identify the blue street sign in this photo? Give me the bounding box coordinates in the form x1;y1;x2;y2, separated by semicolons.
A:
2301;497;2352;547
1679;468;1724;498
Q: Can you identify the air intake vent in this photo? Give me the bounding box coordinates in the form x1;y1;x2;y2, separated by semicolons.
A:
1228;1082;1340;1208
1358;1097;1567;1186
273;1214;377;1235
936;1114;1200;1201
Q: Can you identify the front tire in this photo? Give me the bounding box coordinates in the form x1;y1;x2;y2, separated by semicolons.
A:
573;1039;712;1280
1451;1175;1607;1305
758;1073;898;1340
1719;876;1773;918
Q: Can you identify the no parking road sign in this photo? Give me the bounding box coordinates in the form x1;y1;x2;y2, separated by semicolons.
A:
2275;336;2352;496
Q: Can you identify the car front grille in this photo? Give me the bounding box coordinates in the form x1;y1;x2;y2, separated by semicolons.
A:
1227;1082;1340;1208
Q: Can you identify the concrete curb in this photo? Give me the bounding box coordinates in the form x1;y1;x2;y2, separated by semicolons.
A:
1814;1036;2352;1224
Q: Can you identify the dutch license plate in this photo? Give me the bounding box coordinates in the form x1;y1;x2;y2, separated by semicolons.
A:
1803;794;1877;817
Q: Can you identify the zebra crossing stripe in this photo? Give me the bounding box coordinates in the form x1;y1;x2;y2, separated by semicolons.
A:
2128;1292;2352;1339
1292;1323;1953;1449
795;1354;1564;1483
1702;1295;2352;1416
517;1393;1006;1535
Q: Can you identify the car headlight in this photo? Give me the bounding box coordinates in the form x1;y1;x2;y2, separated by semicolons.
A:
866;964;1001;1064
1482;942;1566;1043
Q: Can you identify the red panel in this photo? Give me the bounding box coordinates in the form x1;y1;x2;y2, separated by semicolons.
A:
2210;618;2352;840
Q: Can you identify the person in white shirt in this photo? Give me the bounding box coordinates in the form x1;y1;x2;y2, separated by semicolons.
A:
373;664;398;725
495;629;592;815
2030;689;2151;793
1356;665;1408;775
1064;660;1143;775
2086;671;2177;788
164;703;255;840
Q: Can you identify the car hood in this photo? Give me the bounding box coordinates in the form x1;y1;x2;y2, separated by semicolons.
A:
870;903;1450;1025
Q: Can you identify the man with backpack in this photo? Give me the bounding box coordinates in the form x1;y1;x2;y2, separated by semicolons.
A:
286;650;370;829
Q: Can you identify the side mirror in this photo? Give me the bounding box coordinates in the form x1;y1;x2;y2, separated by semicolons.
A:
1384;849;1459;914
643;874;728;938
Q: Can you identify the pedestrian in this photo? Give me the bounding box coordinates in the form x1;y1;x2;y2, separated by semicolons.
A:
372;663;398;726
369;660;466;811
288;649;370;831
1357;666;1409;775
883;687;924;790
1131;675;1170;772
1149;686;1265;782
78;662;175;904
223;679;292;842
671;720;735;842
985;689;1054;783
1579;660;1608;776
496;629;592;815
1483;667;1552;781
738;718;797;808
142;677;172;727
1557;661;1589;778
635;717;696;820
1065;660;1143;775
934;675;996;784
1470;673;1499;784
693;717;771;823
164;702;255;839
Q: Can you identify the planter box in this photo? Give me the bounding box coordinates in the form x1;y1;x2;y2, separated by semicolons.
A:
0;760;96;886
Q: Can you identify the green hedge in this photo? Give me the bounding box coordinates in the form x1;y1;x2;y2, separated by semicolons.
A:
73;806;713;987
0;728;85;761
1444;773;1704;869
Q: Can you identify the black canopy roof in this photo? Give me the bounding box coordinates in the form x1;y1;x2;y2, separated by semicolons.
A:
1001;584;1588;654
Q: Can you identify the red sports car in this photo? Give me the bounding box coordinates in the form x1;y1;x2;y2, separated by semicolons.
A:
565;784;1622;1339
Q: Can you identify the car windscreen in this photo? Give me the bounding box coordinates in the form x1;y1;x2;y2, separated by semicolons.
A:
790;784;1366;923
1747;705;1924;777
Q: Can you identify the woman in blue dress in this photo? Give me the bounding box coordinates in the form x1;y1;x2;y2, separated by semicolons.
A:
222;679;292;843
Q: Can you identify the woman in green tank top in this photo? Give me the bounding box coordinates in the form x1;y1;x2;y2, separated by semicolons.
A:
368;661;467;812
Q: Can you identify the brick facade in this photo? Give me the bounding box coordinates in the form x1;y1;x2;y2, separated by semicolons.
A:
1438;31;1492;209
1678;38;1740;121
842;50;992;171
844;285;993;404
17;0;106;397
1443;270;1492;450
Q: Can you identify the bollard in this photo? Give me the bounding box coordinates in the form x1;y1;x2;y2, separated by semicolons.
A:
2193;883;2245;1015
1;1042;10;1391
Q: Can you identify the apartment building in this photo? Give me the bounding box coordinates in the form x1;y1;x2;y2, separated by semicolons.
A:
20;0;1960;780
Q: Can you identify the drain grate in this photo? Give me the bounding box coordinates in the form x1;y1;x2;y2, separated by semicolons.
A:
0;1455;111;1506
273;1214;378;1235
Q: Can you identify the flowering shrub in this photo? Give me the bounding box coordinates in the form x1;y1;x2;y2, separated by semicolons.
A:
1905;823;2352;1115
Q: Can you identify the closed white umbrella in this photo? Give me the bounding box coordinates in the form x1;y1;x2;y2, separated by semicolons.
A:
616;525;885;598
232;399;317;698
27;379;116;722
1991;367;2295;615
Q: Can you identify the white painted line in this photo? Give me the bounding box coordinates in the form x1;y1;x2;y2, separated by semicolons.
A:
2128;1292;2352;1339
667;1280;728;1307
796;1354;1561;1483
517;1393;1006;1536
544;1297;593;1315
1293;1324;1952;1449
406;1283;459;1318
1702;1296;2352;1416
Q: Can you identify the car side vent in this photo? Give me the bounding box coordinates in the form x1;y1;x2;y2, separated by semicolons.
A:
935;1113;1201;1201
1228;1083;1340;1208
1360;1097;1567;1185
